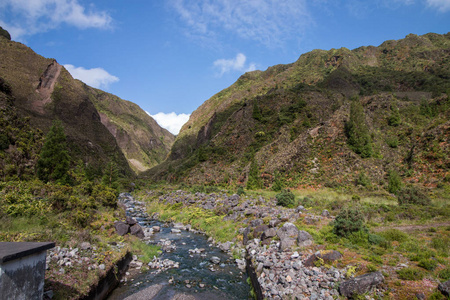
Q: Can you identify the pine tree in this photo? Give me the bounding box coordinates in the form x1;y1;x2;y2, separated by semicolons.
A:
36;120;71;183
345;100;373;158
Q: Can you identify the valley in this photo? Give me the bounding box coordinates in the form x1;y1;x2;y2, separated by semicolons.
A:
0;27;449;299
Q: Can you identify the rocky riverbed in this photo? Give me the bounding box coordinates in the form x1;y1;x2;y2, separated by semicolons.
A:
108;193;251;299
112;190;389;300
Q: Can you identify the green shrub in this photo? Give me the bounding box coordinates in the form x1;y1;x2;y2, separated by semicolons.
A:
396;267;425;280
36;120;71;184
356;172;371;187
237;186;245;196
333;207;367;237
345;100;373;158
387;170;402;194
92;185;117;208
418;258;438;270
386;136;399;148
438;267;450;281
431;236;450;256
388;104;401;126
379;229;409;242
397;186;431;206
276;189;296;208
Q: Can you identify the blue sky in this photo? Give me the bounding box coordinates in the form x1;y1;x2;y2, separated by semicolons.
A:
0;0;449;134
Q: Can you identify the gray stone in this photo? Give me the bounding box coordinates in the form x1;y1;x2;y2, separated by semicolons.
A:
152;226;160;232
210;256;221;264
297;230;313;247
262;228;277;240
321;209;330;217
114;221;130;236
129;224;144;239
438;279;450;297
339;271;384;298
277;223;299;240
80;242;91;250
126;216;137;225
171;228;181;234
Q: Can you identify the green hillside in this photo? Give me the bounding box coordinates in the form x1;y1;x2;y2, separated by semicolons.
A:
147;33;450;197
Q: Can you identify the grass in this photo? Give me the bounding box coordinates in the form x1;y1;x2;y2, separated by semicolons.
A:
129;238;161;264
145;200;241;243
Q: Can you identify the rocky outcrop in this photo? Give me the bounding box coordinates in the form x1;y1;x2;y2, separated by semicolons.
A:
339;271;385;299
438;279;450;297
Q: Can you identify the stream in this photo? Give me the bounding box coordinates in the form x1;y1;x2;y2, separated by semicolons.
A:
107;195;251;300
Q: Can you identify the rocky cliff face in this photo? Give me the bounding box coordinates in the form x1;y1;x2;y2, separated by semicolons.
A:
148;32;450;191
0;32;173;175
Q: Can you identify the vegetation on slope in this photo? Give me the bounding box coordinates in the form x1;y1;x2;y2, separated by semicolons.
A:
147;32;450;204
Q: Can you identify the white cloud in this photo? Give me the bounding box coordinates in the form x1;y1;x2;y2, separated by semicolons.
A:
0;0;112;39
64;64;119;89
148;112;190;135
426;0;450;12
169;0;311;47
213;53;256;76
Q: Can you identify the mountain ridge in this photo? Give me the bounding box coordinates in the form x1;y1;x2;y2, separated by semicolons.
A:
146;32;450;193
0;30;174;177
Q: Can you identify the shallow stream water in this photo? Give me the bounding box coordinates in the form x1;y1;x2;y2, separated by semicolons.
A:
108;216;251;299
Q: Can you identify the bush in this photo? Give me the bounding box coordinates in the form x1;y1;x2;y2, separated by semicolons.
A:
396;267;425;280
344;100;373;158
438;267;450;281
36;120;71;184
397;186;431;206
418;258;438;270
333;207;367;237
237;186;245;196
379;229;409;242
276;189;296;208
356;172;371;187
387;170;402;194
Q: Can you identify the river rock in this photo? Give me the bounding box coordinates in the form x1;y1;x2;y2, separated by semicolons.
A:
339;271;384;298
130;223;145;239
438;279;450;297
152;226;160;232
114;221;130;236
126;216;137;225
210;256;221;264
171;228;181;233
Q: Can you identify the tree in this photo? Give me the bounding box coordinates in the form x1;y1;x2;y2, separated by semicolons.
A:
345;100;373;158
36;120;71;183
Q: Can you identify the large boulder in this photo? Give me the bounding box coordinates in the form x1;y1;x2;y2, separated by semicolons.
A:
130;223;145;239
304;250;342;267
277;223;299;251
339;271;384;299
126;216;137;225
438;279;450;297
297;230;313;247
114;221;130;236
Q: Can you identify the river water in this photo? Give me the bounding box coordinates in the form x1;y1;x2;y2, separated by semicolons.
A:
108;210;251;299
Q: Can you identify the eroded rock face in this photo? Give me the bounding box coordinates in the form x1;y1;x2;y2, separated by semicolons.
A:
339;271;384;298
438;279;450;297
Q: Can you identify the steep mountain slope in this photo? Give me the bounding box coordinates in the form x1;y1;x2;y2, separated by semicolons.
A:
86;87;175;173
0;30;173;176
148;33;450;192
